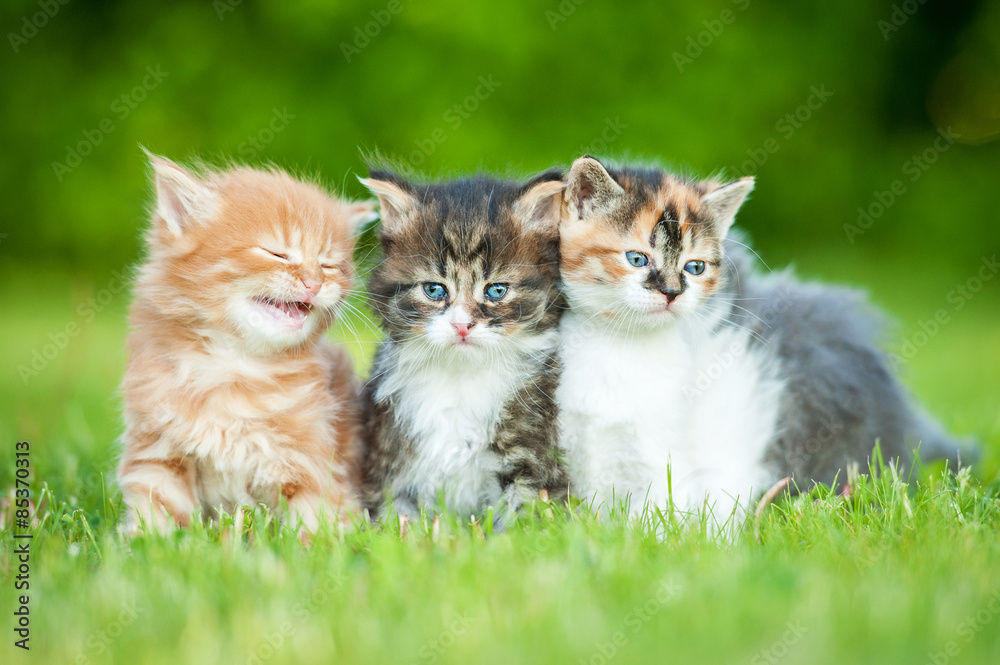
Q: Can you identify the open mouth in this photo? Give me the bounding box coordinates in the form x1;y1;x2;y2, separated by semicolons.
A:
251;296;312;329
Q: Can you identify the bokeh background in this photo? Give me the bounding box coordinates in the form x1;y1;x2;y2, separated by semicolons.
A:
1;0;999;500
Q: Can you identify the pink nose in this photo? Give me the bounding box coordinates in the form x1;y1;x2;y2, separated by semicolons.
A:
452;322;474;338
302;280;322;297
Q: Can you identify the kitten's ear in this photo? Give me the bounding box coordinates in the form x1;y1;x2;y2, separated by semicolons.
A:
358;175;418;235
513;178;565;234
145;149;217;237
564;156;624;221
701;177;754;236
344;200;379;235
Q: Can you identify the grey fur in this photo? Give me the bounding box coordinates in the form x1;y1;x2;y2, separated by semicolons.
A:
719;232;977;485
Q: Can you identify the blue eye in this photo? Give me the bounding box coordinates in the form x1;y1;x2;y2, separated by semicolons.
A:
422;283;447;300
626;251;649;267
484;284;508;301
684;260;706;275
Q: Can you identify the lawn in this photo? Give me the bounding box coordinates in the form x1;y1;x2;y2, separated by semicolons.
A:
2;251;999;665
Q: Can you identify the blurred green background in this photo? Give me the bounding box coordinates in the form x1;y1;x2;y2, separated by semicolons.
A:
3;6;1000;665
1;0;999;492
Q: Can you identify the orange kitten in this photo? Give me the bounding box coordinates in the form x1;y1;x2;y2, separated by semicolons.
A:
117;153;376;536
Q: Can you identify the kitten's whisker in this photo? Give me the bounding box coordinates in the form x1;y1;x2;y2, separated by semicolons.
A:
339;300;384;341
725;302;769;328
710;312;769;346
726;238;771;272
721;253;747;297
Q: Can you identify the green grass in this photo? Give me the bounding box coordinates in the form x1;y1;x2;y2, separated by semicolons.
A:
2;258;999;665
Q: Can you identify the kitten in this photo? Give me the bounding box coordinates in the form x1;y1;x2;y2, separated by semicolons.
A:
118;153;376;536
556;156;974;520
359;168;568;526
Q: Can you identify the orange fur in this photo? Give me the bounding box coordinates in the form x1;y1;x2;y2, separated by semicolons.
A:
561;170;725;300
118;155;373;536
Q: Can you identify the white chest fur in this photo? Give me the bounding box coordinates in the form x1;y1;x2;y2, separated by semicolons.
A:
557;311;783;518
376;339;553;516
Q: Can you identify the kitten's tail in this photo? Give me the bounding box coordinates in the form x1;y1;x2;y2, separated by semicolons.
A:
912;410;981;469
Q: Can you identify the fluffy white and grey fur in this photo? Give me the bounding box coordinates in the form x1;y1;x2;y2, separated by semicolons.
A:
359;169;569;526
556;157;976;521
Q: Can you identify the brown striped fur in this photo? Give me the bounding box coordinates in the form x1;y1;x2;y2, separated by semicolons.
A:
358;169;569;525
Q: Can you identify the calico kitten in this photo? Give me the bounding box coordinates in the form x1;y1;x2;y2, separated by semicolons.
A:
118;153;376;536
359;168;568;525
557;156;973;519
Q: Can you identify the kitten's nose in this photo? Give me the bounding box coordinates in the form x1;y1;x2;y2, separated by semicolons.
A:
301;278;322;298
452;321;475;338
662;288;682;304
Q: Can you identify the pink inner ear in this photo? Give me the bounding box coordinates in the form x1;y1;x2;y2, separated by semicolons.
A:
151;162;217;236
569;159;621;217
574;179;595;215
158;182;188;229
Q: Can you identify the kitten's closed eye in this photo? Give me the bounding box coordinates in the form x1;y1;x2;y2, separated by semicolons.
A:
261;248;289;261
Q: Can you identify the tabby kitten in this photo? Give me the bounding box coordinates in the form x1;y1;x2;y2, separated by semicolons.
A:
118;153;375;536
557;156;972;519
360;168;568;525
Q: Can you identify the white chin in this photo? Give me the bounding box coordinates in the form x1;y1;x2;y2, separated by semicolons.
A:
423;333;490;356
244;297;317;345
649;304;678;318
430;336;477;350
615;303;676;330
645;307;679;325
